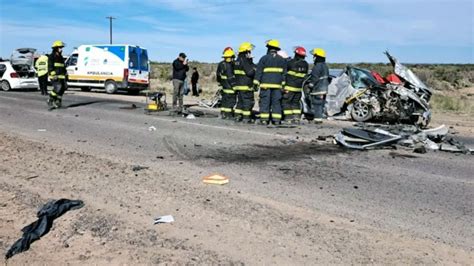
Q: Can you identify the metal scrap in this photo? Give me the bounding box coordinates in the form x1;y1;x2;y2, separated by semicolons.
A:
334;124;472;154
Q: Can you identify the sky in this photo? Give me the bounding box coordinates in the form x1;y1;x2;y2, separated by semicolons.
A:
0;0;473;63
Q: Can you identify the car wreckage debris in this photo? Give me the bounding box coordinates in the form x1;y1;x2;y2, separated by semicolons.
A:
5;199;84;259
334;124;473;154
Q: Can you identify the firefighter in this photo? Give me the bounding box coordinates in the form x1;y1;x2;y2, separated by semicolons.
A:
35;54;49;95
216;48;236;119
254;39;287;125
233;42;256;123
282;46;308;124
307;48;329;123
47;40;68;109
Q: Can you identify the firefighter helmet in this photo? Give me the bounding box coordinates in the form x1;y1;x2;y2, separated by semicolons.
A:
294;46;307;57
266;39;281;50
238;42;255;53
51;40;65;48
222;49;235;58
311;48;326;58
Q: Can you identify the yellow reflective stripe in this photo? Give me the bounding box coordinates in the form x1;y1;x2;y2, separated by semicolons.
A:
233;86;251;91
222;89;235;94
260;83;282;89
263;67;283;73
293;109;302;114
50;71;56;76
242;111;251;116
220;107;233;112
57;75;66;79
234;70;246;75
285;85;302;92
234;109;243;114
220;75;228;79
54;63;65;67
283;110;293;115
282;81;286;86
272;113;282;119
253;80;260;85
260;113;270;118
50;91;57;96
287;70;306;78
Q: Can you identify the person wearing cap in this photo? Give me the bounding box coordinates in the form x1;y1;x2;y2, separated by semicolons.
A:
47;40;67;109
233;42;256;123
308;48;329;123
282;46;309;124
172;52;189;112
254;39;287;125
216;48;236;119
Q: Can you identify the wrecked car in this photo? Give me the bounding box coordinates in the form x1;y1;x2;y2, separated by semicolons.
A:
0;48;39;91
323;52;432;127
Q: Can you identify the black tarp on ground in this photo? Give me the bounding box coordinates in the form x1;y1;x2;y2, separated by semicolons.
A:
5;199;84;259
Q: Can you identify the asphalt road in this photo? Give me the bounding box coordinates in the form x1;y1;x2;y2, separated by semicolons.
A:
0;89;472;264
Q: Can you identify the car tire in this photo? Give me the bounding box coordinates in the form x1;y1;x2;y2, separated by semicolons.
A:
104;80;117;94
350;101;373;122
80;87;92;92
1;80;11;91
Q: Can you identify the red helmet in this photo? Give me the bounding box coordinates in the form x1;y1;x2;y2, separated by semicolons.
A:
223;46;233;52
294;46;307;57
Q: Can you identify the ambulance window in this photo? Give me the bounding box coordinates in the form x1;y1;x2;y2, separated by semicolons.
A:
66;54;78;66
129;48;138;69
140;50;148;70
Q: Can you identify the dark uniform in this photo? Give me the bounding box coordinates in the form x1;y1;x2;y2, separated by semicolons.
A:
308;58;329;119
254;49;287;124
216;60;235;118
233;54;256;122
48;52;67;107
282;56;308;121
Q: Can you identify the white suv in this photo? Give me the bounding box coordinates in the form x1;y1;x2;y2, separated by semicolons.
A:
0;60;39;91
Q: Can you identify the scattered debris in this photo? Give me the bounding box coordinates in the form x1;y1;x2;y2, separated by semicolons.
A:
148;126;157;131
154;215;174;224
156;156;164;159
202;174;229;185
37;129;47;132
25;175;39;180
335;124;473;154
186;113;196;120
132;165;149;171
5;199;84;259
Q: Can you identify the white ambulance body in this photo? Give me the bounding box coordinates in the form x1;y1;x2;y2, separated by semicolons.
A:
66;44;149;94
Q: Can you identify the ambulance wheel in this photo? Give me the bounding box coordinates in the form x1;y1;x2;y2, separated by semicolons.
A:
80;87;92;92
1;81;11;91
105;80;117;94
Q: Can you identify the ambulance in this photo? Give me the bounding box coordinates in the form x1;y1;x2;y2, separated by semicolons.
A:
66;44;150;94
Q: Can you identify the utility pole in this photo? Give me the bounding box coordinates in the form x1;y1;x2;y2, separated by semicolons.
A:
105;16;116;44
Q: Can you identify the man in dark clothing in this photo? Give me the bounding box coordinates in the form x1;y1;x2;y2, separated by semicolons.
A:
47;40;67;109
191;67;200;96
282;46;309;124
308;48;329;123
254;39;287;125
172;52;189;112
216;48;236;119
233;42;256;123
